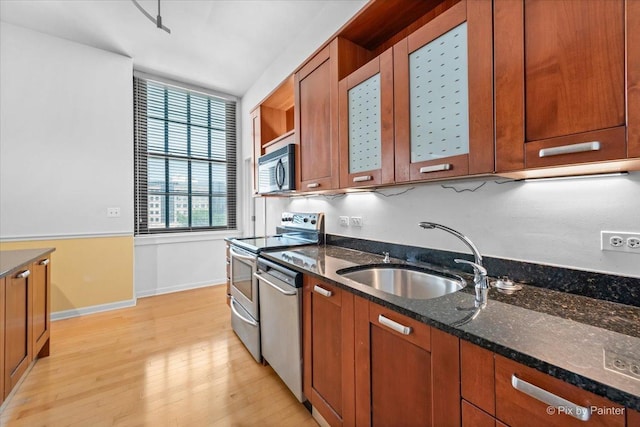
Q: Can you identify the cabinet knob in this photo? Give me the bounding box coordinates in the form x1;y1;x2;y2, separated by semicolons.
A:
538;141;600;158
307;183;320;189
16;269;31;279
39;259;50;266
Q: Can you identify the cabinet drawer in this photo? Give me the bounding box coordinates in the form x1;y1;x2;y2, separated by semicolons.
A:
495;355;625;427
368;303;430;351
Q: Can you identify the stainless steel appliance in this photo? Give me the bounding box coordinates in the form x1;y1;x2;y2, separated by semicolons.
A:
257;144;295;194
255;257;304;401
227;212;323;364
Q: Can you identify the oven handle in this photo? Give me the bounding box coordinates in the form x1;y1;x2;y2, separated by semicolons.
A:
254;272;297;296
229;246;256;262
230;296;258;327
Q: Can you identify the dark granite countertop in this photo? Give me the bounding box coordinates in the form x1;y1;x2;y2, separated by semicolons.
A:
0;248;55;279
260;245;640;411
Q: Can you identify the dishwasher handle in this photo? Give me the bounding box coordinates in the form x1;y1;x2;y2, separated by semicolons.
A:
254;272;297;296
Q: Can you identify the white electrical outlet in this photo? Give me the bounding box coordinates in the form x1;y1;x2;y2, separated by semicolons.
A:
339;216;349;227
601;231;640;253
350;216;363;227
107;207;121;218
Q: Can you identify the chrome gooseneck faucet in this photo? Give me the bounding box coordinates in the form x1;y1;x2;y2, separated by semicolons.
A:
419;222;489;310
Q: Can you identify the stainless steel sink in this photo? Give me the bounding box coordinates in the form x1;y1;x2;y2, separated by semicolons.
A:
337;265;466;299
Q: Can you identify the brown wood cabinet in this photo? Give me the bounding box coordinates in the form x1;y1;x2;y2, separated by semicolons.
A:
394;0;494;182
495;0;640;174
4;266;33;399
303;276;355;426
461;340;629;427
295;38;371;192
354;297;460;427
32;256;51;358
338;48;395;188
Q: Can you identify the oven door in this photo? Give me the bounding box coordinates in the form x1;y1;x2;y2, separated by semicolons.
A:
229;245;259;319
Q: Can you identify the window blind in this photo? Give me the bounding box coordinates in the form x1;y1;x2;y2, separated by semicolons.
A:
134;75;237;234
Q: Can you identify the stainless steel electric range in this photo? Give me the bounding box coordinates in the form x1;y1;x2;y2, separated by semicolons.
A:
226;212;324;367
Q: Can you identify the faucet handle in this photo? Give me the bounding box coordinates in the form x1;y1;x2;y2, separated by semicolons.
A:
454;259;488;286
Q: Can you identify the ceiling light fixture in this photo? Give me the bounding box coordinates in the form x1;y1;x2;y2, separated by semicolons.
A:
131;0;171;34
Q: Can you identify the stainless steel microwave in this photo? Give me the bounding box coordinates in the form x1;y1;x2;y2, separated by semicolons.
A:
258;144;295;194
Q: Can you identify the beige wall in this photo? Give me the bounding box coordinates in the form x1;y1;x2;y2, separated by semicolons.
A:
1;237;134;313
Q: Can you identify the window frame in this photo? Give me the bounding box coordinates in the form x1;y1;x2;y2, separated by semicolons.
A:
133;72;238;234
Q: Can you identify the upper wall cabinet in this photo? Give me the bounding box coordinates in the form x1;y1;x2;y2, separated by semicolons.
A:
394;0;494;182
495;0;640;174
338;49;395;188
295;38;371;192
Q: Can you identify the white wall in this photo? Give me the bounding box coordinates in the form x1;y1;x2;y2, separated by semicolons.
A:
0;22;133;238
264;174;640;278
134;232;238;297
240;1;368;237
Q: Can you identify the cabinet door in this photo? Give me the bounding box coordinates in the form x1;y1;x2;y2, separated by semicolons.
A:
394;0;494;182
495;0;636;172
4;267;32;398
32;258;51;358
295;42;340;192
303;276;354;426
354;298;460;427
338;48;394;188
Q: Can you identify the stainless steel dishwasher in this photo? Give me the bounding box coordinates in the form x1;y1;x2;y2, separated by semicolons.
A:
255;257;304;402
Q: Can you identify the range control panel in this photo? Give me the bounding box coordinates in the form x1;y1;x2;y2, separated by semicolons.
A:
281;212;324;231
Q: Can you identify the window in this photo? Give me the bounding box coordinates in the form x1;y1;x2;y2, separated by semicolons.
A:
134;74;237;233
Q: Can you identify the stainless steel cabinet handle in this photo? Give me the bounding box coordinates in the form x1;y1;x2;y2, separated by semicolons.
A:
538;141;600;158
378;314;412;335
230;297;258;327
16;270;31;279
511;375;590;422
353;175;373;182
307;183;320;189
313;285;332;297
419;163;452;174
254;272;296;296
229;247;255;261
39;259;50;266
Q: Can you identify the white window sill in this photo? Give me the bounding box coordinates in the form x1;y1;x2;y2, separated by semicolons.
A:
134;230;242;246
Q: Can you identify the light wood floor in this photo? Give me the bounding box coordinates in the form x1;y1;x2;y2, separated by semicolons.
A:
1;285;317;427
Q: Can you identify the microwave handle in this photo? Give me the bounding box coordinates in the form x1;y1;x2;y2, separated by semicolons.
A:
275;158;285;189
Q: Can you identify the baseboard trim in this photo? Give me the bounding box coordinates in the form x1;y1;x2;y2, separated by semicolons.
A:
51;298;137;321
136;280;225;298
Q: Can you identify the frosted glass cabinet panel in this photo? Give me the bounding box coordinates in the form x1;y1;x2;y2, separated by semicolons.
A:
339;48;394;188
409;23;469;163
394;0;494;182
348;73;382;173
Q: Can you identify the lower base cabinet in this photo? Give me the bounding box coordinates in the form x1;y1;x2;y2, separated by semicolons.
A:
2;252;53;404
354;298;461;427
303;274;460;427
303;276;637;427
303;276;355;426
461;340;628;427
